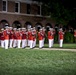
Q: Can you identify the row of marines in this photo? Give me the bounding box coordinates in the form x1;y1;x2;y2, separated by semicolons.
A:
0;26;76;49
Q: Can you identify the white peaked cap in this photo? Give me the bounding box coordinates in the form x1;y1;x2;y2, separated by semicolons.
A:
5;23;8;25
59;28;63;31
42;27;45;28
1;28;4;30
33;27;35;28
17;28;21;30
28;28;30;31
49;28;52;30
31;28;33;30
13;28;17;30
40;28;42;31
9;27;13;29
22;28;26;30
5;26;9;29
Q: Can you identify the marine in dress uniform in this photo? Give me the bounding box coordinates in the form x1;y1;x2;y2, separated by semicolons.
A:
9;27;14;48
74;29;76;37
3;26;10;49
58;28;64;47
0;30;1;46
16;28;22;48
21;28;27;48
29;28;34;49
42;27;46;47
13;28;17;48
52;28;55;47
38;28;44;48
32;27;36;48
27;28;31;47
74;29;76;42
48;28;54;48
0;28;5;48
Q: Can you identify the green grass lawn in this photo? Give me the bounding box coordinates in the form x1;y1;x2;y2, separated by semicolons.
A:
0;47;76;75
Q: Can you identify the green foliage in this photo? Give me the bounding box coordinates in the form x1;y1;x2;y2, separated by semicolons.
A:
33;0;76;25
54;33;58;43
64;32;74;43
50;3;75;25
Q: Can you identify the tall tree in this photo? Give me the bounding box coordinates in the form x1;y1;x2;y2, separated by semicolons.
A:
33;0;76;25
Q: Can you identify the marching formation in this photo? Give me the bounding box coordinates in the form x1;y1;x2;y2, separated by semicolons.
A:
0;26;69;49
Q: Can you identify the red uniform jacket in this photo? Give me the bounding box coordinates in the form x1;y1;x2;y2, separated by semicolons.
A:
9;30;14;39
48;31;54;39
58;31;64;40
0;32;5;40
22;31;27;39
0;32;2;40
29;31;35;40
38;32;44;40
13;31;17;39
28;31;31;40
32;30;36;41
16;31;22;40
3;30;10;40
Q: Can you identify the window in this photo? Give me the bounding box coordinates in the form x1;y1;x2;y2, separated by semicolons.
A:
15;2;20;13
2;0;7;11
38;6;40;15
27;4;31;14
38;5;41;15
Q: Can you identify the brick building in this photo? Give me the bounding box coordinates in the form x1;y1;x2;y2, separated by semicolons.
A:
0;0;55;30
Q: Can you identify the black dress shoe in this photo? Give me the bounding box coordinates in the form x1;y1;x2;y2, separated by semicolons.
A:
39;47;42;49
22;47;26;49
14;47;17;48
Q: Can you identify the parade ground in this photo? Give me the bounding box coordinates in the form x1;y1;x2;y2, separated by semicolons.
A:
0;44;76;75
